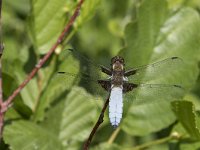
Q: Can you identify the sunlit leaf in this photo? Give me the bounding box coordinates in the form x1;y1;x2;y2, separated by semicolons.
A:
3;120;64;150
4;87;101;150
91;143;121;150
29;0;69;54
13;60;39;111
33;53;79;121
172;101;200;140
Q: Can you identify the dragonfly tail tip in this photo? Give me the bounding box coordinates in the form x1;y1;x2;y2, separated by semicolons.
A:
112;125;118;129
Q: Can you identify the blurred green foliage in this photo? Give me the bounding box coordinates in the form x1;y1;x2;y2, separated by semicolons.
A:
1;0;200;149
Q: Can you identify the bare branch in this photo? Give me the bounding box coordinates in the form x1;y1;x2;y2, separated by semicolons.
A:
0;0;3;103
0;0;4;140
83;94;110;150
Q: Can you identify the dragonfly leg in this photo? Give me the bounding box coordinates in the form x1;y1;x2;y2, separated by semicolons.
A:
123;82;138;93
100;65;112;76
124;69;137;77
98;80;111;92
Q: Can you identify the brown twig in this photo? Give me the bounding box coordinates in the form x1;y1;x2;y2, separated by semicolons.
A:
0;61;3;140
3;0;84;109
83;93;110;150
0;0;3;101
0;0;4;140
0;61;3;139
0;0;84;138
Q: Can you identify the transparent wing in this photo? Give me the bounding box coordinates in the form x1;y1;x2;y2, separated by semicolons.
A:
126;57;183;83
56;71;109;101
58;49;111;79
57;48;113;97
123;83;184;105
53;70;108;116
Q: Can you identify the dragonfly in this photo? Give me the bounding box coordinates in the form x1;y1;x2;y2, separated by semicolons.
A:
58;49;184;128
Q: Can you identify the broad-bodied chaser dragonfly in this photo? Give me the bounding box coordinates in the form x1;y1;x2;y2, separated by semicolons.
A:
58;49;184;128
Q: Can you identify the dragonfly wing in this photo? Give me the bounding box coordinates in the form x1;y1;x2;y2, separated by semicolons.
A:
123;83;184;105
57;49;112;98
126;57;183;83
58;49;111;77
56;71;109;101
121;83;184;135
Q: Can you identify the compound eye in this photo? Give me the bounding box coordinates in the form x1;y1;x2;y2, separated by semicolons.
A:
120;60;124;64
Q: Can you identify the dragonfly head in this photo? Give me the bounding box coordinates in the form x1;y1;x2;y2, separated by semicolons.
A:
111;56;125;71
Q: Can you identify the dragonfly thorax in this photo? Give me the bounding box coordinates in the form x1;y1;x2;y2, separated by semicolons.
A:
111;71;124;87
110;56;126;87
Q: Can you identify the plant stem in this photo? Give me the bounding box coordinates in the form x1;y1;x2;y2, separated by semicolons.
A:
107;127;121;144
131;136;173;150
84;93;110;150
0;0;4;140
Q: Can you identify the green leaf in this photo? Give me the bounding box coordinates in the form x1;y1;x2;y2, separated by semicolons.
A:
2;59;39;111
122;101;177;135
75;0;101;28
185;93;200;110
42;86;101;143
180;142;200;150
172;101;200;140
4;87;101;150
171;123;200;150
91;143;121;150
14;60;39;111
121;0;200;136
62;0;101;50
123;0;168;67
29;0;101;54
3;120;64;150
5;108;22;119
172;123;189;139
29;0;69;54
33;53;80;121
5;0;30;14
171;124;200;150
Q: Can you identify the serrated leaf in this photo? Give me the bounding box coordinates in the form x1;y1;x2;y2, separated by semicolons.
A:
172;124;200;150
171;123;200;150
185;93;200;110
33;53;79;121
123;0;168;67
122;101;177;135
121;0;200;136
75;0;101;28
14;61;39;111
3;87;101;150
30;0;101;54
172;123;189;138
3;120;64;150
172;101;200;140
30;0;68;54
58;86;101;142
41;86;102;147
3;59;39;111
